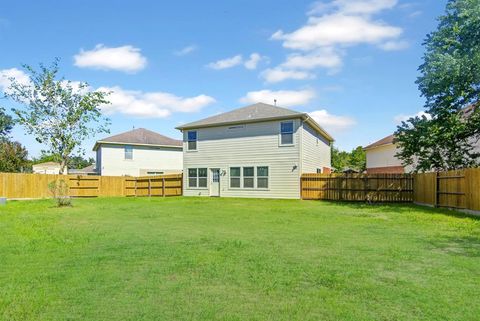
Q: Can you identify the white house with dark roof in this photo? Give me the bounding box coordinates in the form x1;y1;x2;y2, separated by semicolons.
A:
176;102;334;199
93;128;183;176
364;134;407;174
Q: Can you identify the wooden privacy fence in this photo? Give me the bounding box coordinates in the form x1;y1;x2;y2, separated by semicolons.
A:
414;168;480;212
0;173;182;199
301;173;413;202
125;175;183;197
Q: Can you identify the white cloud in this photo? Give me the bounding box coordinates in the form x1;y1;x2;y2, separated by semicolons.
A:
261;68;315;83
309;109;356;134
0;68;30;91
281;49;342;70
394;111;431;124
74;44;147;73
309;0;398;16
266;0;405;82
240;89;315;107
207;55;243;70
208;53;267;70
379;40;409;51
98;86;216;118
174;45;197;56
244;53;263;70
272;14;402;50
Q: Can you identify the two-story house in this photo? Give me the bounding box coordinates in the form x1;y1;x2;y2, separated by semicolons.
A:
93;128;183;176
176;103;334;199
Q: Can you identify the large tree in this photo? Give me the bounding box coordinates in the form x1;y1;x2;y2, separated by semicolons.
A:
0;140;29;172
0;108;29;172
331;145;366;172
4;59;110;174
0;107;13;138
395;0;480;172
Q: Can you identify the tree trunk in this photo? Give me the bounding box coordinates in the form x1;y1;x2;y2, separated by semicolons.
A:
60;157;68;175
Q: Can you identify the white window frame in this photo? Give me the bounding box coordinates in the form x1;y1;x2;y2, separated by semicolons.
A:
124;145;133;160
228;165;269;190
187;168;208;189
229;166;241;189
279;121;294;146
243;166;255;189
187;130;198;151
256;166;269;189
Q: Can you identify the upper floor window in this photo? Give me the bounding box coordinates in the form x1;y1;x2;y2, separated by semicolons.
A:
124;146;133;160
187;131;197;151
280;121;294;145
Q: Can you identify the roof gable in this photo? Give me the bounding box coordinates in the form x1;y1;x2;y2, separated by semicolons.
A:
364;134;395;150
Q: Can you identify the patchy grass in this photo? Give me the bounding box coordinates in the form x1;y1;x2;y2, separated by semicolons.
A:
1;197;479;321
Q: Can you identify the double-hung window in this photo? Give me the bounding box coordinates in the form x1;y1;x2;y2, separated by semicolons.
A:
229;166;269;189
188;168;207;188
187;131;197;151
257;166;269;188
230;167;241;188
124;146;133;160
243;167;254;188
280;121;294;145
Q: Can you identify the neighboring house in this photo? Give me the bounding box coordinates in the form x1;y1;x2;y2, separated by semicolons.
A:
366;105;479;173
68;164;98;176
176;102;334;199
93;128;183;176
32;162;63;174
364;135;408;174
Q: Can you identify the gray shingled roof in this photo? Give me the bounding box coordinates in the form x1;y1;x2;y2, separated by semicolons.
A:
364;134;395;150
176;103;306;129
95;128;182;149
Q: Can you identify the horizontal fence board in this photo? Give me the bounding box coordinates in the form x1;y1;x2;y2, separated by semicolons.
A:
0;173;182;199
301;173;413;202
414;168;480;212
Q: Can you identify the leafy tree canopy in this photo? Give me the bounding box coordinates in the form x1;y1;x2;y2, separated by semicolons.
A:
0;107;14;138
0;140;29;173
395;0;480;172
3;59;110;174
331;145;366;172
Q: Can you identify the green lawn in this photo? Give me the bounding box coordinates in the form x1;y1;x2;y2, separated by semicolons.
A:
1;197;479;321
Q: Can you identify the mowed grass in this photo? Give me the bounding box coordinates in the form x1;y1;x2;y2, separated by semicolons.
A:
1;197;479;321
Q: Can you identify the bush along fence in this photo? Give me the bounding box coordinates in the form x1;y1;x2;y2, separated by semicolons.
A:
0;173;182;199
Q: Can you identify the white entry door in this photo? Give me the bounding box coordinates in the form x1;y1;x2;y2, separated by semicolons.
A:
209;168;220;197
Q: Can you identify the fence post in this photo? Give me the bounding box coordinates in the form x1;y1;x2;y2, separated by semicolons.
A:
162;177;165;197
148;178;151;197
434;171;439;208
134;178;137;197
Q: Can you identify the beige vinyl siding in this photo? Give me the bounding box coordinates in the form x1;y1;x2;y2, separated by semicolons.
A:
98;144;183;176
182;119;301;199
301;122;331;173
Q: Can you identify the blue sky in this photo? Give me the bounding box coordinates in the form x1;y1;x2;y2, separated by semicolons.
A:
0;0;446;158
